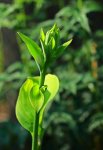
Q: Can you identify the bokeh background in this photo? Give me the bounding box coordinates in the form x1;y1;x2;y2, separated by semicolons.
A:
0;0;103;150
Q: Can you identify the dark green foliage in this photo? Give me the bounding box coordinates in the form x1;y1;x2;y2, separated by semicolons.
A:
0;0;103;150
0;121;28;150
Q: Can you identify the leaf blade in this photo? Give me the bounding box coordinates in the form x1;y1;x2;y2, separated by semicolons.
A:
17;32;44;70
39;74;59;124
29;84;44;112
55;39;72;57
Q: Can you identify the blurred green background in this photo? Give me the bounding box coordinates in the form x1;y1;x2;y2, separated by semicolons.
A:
0;0;103;150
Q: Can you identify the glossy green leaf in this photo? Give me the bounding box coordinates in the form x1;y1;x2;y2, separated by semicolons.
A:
40;28;45;42
45;31;51;45
39;74;59;124
63;39;72;47
29;84;44;112
16;74;59;133
16;77;40;133
44;74;59;102
17;32;44;70
49;37;55;50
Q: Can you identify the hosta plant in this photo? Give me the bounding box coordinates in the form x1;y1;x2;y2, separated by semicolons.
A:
15;24;72;150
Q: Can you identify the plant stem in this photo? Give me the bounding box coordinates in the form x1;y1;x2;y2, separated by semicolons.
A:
32;112;39;150
39;64;47;87
38;128;45;150
32;64;47;150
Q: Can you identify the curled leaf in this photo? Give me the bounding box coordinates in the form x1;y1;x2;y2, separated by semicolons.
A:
16;74;59;133
16;78;38;133
29;84;44;112
39;74;59;124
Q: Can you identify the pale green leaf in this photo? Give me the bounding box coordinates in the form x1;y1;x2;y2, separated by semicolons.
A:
16;74;59;133
39;74;59;124
44;74;59;102
45;31;50;45
40;28;45;41
29;84;44;112
16;77;40;133
63;39;72;47
51;37;55;49
48;37;56;50
40;39;46;62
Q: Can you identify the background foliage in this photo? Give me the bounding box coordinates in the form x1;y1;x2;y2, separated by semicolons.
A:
0;0;103;150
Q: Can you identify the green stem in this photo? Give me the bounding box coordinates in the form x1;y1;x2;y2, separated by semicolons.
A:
38;128;45;150
32;112;39;150
39;64;47;87
32;64;47;150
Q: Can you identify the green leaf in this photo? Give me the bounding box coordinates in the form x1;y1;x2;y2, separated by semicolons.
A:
16;77;44;133
16;74;59;133
16;77;40;133
84;1;102;13
17;32;44;70
40;39;46;62
48;37;56;50
44;74;59;102
63;39;72;47
55;39;72;57
51;37;55;49
78;12;91;33
39;74;59;124
88;113;103;132
45;31;50;45
29;84;44;112
40;28;45;42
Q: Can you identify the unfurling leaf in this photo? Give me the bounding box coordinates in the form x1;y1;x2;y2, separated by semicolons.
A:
29;84;44;112
16;77;39;133
39;74;59;124
16;74;59;133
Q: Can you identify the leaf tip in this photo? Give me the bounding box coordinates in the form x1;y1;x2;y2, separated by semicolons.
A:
63;39;73;47
17;32;24;39
17;32;21;36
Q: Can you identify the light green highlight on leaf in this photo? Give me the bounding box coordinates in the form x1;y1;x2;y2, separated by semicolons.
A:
63;39;72;47
16;74;59;133
16;78;37;133
29;84;44;112
40;28;45;42
39;74;59;124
